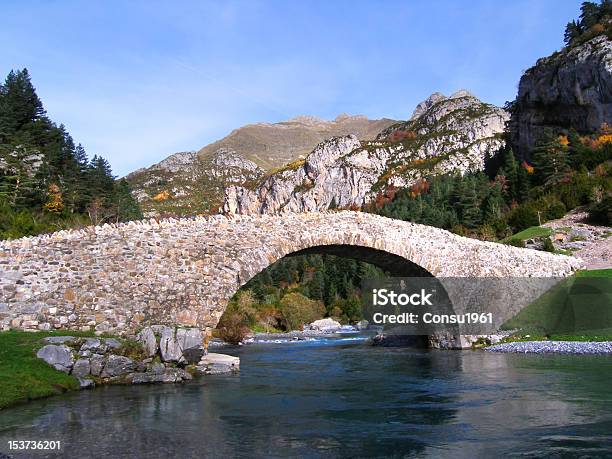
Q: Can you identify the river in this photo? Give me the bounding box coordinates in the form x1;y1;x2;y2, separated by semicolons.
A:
1;335;612;458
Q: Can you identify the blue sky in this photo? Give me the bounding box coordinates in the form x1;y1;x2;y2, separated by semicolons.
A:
1;0;581;176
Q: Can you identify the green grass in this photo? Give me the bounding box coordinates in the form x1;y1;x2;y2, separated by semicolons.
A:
501;269;612;340
502;226;552;243
0;330;97;410
576;268;612;278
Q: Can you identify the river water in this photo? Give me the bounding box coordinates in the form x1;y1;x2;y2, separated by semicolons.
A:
1;335;612;458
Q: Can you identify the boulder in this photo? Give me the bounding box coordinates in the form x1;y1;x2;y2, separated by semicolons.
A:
104;338;122;350
137;327;158;357
71;359;91;378
159;327;183;362
80;338;106;353
101;355;135;378
42;336;78;345
309;318;341;332
182;346;205;364
196;353;240;375
176;328;203;350
90;354;105;376
36;344;74;373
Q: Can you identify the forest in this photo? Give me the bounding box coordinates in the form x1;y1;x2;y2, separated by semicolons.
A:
0;69;141;239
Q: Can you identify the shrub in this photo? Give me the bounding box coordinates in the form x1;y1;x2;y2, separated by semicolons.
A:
216;310;250;344
279;292;325;330
506;238;525;248
588;195;612;226
542;237;555;253
508;204;539;232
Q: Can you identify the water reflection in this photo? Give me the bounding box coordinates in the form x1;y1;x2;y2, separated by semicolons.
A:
1;338;611;458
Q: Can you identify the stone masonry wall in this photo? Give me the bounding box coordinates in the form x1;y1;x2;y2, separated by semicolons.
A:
0;211;582;335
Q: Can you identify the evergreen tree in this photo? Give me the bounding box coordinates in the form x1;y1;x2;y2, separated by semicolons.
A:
532;135;570;186
0;142;39;207
0;69;45;137
112;179;142;222
516;166;530;202
459;180;481;229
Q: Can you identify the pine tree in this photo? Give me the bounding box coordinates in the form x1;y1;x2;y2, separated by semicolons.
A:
459;180;481;229
482;182;504;223
112;179;142;222
516;166;530;202
0;69;45;135
0;142;39;207
532;135;570;186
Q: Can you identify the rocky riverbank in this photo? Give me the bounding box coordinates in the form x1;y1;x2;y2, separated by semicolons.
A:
486;341;612;355
34;326;239;391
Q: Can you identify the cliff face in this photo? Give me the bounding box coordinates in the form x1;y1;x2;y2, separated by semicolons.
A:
223;91;508;215
126;114;395;216
509;35;612;157
127;149;264;217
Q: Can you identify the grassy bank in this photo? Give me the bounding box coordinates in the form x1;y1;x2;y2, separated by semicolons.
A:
0;330;98;410
501;268;612;343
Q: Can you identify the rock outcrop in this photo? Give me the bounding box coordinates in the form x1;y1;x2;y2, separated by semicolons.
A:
223;91;508;214
34;330;239;390
509;35;612;158
126;114;395;217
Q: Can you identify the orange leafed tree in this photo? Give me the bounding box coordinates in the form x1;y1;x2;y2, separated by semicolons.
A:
43;183;64;213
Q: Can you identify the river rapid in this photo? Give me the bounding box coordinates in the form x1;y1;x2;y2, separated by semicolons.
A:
1;334;612;458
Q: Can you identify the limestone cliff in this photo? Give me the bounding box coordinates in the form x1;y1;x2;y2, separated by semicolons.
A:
126;114;395;216
223;91;508;215
127;148;264;217
509;35;612;158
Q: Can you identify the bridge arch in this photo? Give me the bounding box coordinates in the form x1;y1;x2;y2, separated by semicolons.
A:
0;211;581;335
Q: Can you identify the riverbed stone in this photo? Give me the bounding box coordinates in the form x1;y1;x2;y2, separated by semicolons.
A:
36;344;74;373
131;368;193;384
71;358;91;378
101;355;135;377
77;377;95;390
196;353;240;375
309;318;341;332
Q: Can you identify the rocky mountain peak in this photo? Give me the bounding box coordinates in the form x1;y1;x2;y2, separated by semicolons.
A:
509;34;612;158
223;92;508;215
410;92;447;119
126;114;395;216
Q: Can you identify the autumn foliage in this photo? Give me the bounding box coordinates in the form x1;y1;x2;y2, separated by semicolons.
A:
43;183;64;214
409;179;429;198
389;129;417;142
153;190;170;201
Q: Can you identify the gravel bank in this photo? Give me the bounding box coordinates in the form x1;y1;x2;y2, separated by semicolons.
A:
486;341;612;355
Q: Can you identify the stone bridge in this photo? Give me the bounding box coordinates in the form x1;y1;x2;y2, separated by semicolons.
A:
0;211;582;336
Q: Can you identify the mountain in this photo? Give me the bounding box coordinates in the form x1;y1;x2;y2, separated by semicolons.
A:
509;34;612;158
223;91;509;215
126;114;395;216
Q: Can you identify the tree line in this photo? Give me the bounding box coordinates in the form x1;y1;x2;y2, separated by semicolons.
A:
0;69;142;239
371;128;611;242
